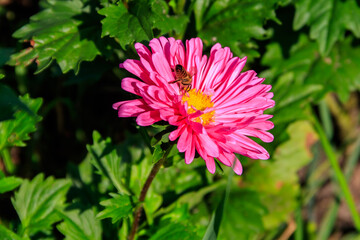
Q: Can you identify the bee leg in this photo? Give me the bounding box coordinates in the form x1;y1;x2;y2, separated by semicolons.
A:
184;84;191;92
169;79;180;84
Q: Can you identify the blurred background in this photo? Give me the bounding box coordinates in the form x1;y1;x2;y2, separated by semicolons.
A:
1;0;360;239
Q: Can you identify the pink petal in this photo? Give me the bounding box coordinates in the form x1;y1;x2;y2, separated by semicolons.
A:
197;132;219;158
114;99;148;117
205;156;216;174
169;125;185;141
136;111;161;126
121;77;148;96
177;127;190;152
185;135;195;164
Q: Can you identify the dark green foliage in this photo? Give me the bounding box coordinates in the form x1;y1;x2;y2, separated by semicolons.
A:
0;84;32;122
1;0;360;239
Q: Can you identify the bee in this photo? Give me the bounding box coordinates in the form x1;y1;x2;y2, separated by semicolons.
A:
169;64;194;92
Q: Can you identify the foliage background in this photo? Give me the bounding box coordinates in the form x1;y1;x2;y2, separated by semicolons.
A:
1;0;360;239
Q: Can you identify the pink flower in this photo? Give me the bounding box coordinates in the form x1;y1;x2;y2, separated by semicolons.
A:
113;37;275;175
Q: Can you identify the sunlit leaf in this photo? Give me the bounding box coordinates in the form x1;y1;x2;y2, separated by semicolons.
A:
219;190;267;239
0;94;42;150
97;193;135;224
8;0;102;74
305;37;360;102
57;208;102;240
149;219;200;240
262;34;360;120
244;121;318;229
0;175;22;194
86;131;129;194
11;174;71;237
0;224;24;240
98;0;188;49
197;0;285;58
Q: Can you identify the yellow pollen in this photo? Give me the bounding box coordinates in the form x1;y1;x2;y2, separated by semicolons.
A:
182;89;215;125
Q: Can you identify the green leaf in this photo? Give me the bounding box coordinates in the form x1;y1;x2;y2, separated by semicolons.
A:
148;205;201;239
0;224;25;240
0;175;22;193
0;94;42;150
11;174;71;237
97;193;135;224
203;169;233;240
98;3;149;49
8;0;101;74
198;0;283;57
147;0;189;35
305;37;360;102
244;121;318;229
0;84;34;122
293;0;360;56
262;34;360;119
57;208;102;240
219;190;267;239
0;74;4;80
86;131;130;194
98;0;188;49
149;219;200;240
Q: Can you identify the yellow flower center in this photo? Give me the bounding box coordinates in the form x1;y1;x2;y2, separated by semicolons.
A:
182;89;215;125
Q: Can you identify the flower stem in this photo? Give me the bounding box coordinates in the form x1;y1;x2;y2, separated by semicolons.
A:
128;154;167;240
1;148;15;174
311;110;360;231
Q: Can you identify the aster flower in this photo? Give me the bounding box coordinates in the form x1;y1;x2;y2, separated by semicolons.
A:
113;37;275;175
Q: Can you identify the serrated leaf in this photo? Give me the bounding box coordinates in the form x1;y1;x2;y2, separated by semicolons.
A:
149;219;200;240
148;0;189;35
86;131;129;194
0;176;22;193
293;0;360;56
198;0;282;57
0;84;34;122
57;208;102;240
11;174;71;237
98;3;149;49
0;224;25;240
0;94;42;150
8;0;101;74
97;193;135;224
98;0;188;49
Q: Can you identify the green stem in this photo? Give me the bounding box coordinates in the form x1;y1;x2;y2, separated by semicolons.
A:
311;110;360;231
1;148;15;174
128;150;168;240
294;205;303;240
